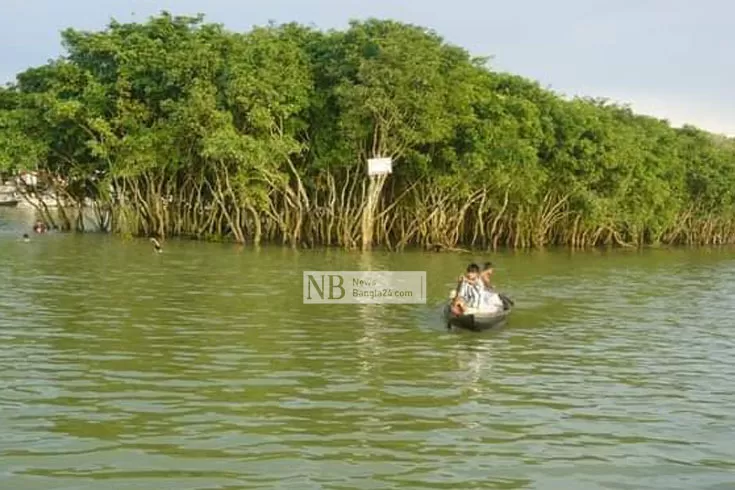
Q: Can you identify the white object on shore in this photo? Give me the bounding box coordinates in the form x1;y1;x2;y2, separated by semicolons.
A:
17;172;38;187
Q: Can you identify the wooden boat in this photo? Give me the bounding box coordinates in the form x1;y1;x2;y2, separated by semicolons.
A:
443;293;514;331
0;199;18;207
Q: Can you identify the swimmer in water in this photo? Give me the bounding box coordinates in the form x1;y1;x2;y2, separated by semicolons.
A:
33;220;47;233
22;233;30;242
150;237;162;253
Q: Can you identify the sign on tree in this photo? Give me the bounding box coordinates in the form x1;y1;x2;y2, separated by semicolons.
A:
367;157;392;176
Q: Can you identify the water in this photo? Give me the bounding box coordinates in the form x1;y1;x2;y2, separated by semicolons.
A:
2;208;735;489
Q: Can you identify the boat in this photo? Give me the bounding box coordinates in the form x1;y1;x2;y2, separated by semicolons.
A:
443;293;514;331
0;199;19;207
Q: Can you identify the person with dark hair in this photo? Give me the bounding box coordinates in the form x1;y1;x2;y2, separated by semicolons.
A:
22;233;30;242
455;263;482;309
467;262;480;276
478;261;505;312
150;237;163;253
480;262;494;289
33;220;47;233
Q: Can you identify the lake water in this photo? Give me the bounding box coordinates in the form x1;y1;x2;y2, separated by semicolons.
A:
1;208;734;489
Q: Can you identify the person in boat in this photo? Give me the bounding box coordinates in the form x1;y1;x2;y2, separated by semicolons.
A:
458;263;483;304
449;295;466;316
450;261;504;315
450;263;483;314
479;261;507;312
480;262;494;290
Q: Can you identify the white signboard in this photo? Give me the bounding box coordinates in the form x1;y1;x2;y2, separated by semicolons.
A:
367;157;392;176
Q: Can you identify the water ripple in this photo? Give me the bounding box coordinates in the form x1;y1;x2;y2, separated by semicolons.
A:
1;229;735;489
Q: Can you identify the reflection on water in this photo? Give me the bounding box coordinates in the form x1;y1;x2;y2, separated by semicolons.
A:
356;252;381;379
1;209;735;489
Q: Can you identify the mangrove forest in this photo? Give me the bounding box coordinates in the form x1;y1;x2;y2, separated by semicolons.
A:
1;12;735;250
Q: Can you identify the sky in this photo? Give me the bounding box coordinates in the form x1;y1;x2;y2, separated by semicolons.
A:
1;0;733;136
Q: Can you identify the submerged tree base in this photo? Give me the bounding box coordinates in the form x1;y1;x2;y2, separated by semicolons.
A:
24;194;735;252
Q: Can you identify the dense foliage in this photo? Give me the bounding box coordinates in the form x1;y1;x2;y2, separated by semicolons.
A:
2;12;734;248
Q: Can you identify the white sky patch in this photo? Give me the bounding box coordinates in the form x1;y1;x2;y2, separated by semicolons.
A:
590;90;735;137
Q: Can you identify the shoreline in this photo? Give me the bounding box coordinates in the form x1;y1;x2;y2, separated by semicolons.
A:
4;207;734;255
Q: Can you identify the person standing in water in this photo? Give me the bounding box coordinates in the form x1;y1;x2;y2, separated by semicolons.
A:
150;237;163;253
33;220;47;233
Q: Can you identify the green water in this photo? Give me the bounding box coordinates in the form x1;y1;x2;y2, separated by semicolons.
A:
1;208;734;489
